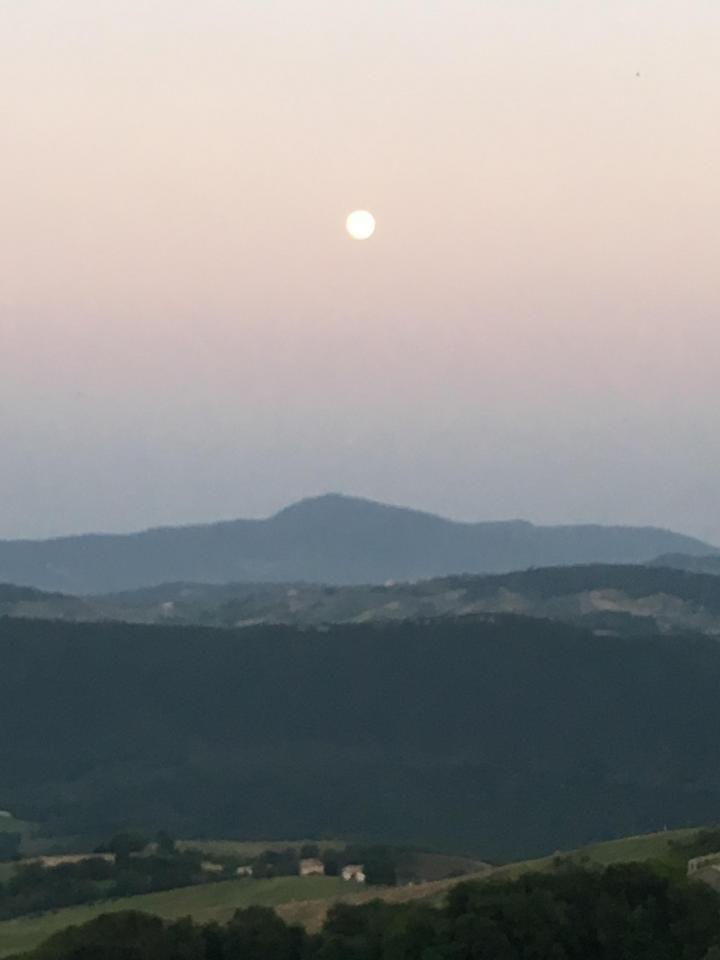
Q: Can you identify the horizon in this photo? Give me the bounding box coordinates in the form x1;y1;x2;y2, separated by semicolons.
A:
2;1;719;542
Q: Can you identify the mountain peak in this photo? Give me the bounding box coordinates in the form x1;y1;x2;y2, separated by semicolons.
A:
0;494;714;593
272;493;434;523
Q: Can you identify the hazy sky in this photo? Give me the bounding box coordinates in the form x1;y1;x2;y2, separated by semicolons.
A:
2;1;719;542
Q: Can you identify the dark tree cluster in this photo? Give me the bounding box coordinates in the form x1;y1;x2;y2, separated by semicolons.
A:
0;833;20;861
673;829;720;861
0;833;206;921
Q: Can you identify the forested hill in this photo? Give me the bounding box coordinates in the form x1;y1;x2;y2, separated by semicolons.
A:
0;494;714;592
650;553;720;576
4;615;720;859
4;562;720;636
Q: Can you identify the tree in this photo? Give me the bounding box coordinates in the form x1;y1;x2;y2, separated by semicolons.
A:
222;906;306;960
322;849;341;877
30;911;205;960
0;832;20;861
156;830;176;855
364;855;397;886
106;833;148;864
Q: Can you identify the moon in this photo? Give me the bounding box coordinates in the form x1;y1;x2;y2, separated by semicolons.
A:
346;210;376;240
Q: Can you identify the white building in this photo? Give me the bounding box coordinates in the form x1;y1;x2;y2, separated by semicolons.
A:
341;864;366;883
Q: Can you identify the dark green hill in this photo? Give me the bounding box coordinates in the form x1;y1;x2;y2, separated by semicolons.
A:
3;615;720;860
0;584;57;604
0;495;713;593
649;553;720;576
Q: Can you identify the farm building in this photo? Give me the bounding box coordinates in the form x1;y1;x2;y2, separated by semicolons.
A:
341;863;366;883
299;857;325;877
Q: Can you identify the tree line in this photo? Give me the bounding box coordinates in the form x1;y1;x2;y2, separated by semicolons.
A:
0;832;203;921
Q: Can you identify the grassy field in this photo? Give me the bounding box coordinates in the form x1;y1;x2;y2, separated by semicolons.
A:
0;827;705;958
0;876;345;959
577;828;696;866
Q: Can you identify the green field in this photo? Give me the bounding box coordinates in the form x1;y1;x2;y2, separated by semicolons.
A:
0;876;345;959
0;827;706;959
578;828;696;866
488;828;696;881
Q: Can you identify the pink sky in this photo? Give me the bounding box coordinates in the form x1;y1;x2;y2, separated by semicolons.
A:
1;1;719;541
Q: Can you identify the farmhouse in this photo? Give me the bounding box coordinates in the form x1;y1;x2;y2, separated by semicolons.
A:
299;857;325;877
341;863;366;883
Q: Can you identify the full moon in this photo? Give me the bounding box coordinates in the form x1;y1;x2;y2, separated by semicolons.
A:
346;210;376;240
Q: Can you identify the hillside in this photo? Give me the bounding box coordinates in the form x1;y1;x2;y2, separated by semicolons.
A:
4;562;720;637
4;615;720;861
0;495;713;593
0;827;707;958
93;562;720;635
0;876;345;959
0;584;97;622
649;553;720;576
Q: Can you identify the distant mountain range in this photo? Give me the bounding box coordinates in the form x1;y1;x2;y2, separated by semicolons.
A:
0;494;715;593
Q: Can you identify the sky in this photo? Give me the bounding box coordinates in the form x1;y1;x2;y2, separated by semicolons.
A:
1;1;719;543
